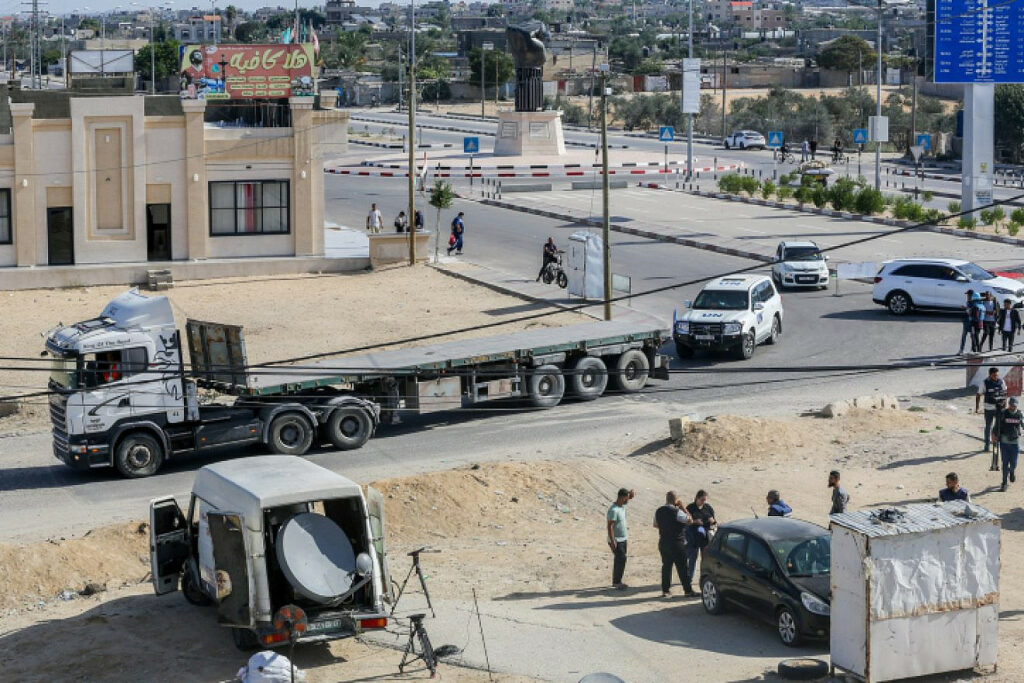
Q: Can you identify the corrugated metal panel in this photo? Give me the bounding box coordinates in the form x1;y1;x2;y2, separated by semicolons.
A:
829;501;999;538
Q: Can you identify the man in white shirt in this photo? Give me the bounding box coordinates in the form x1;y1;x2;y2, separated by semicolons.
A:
366;203;383;234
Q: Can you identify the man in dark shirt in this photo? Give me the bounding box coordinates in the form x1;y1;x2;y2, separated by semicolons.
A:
537;237;559;282
938;472;971;502
653;491;692;598
996;397;1022;491
684;490;716;593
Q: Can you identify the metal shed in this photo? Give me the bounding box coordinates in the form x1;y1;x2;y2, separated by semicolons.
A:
829;502;1000;682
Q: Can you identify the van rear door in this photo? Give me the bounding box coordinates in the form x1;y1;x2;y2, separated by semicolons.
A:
150;497;189;595
366;487;394;604
207;512;253;627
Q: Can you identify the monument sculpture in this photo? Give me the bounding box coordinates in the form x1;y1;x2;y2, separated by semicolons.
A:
493;26;566;156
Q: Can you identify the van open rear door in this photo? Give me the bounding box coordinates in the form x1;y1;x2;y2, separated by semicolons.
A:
366;486;394;604
150;497;188;595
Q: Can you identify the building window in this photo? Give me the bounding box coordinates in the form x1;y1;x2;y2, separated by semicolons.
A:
0;188;10;244
209;180;290;236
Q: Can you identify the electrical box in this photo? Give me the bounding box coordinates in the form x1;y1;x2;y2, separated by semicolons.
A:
868;115;889;143
566;231;605;300
830;502;1000;682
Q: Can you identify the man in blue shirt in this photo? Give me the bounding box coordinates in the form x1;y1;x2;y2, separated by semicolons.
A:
447;212;466;256
766;489;792;517
938;472;971;502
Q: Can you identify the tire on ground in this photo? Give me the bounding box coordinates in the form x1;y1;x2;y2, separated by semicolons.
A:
325;406;374;450
114;431;165;478
267;412;314;455
570;356;608;401
777;658;829;681
612;349;649;393
527;364;565;408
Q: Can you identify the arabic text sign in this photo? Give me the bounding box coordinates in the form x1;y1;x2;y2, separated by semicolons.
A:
179;44;316;100
934;0;1024;83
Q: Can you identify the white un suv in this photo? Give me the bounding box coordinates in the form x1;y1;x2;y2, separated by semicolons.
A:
674;275;784;360
872;258;1024;316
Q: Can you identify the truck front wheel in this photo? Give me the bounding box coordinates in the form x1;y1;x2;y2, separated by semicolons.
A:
114;432;164;478
268;412;314;456
528;364;565;408
325;407;373;450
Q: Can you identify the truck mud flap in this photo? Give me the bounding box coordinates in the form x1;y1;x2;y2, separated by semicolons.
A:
650;353;671;381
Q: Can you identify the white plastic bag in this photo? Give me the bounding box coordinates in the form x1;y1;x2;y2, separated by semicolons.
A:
236;650;306;683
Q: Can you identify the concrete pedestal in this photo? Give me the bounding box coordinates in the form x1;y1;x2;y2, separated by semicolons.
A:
493;110;566;157
368;230;430;267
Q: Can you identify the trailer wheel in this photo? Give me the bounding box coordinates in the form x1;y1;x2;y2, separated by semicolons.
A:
114;432;164;478
570;356;608;401
527;364;565;408
325;407;374;450
612;350;649;393
268;412;314;456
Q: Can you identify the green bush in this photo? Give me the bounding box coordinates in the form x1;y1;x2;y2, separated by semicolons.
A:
993;206;1006;222
923;208;944;224
718;173;742;193
921;190;934;202
1012;208;1024;225
761;180;776;199
740;175;761;195
778;173;793;185
979;209;995;225
958;217;977;230
948;200;962;215
854;187;885;215
811;186;828;208
794;185;812;205
828;177;858;212
893;197;925;222
777;186;794;201
1009;220;1021;236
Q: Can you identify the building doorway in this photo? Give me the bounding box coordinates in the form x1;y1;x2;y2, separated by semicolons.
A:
147;204;172;261
47;207;74;266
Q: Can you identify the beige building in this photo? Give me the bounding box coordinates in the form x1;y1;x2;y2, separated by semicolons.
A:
0;92;348;270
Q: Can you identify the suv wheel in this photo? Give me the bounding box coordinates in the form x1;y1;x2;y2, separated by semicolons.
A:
767;315;781;345
885;290;913;316
734;331;756;360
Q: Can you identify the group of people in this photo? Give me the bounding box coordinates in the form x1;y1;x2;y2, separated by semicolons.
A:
365;202;425;235
605;472;851;594
977;366;1021;491
959;289;1022;355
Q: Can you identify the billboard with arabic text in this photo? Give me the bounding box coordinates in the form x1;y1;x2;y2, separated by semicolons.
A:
179;44;316;100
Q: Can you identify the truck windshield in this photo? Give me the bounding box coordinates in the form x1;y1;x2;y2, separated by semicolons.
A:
784;247;823;262
50;356;78;390
692;290;749;310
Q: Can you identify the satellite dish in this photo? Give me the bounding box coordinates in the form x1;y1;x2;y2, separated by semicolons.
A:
579;675;625;683
276;513;357;604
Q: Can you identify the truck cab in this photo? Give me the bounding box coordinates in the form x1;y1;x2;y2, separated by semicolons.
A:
150;456;392;650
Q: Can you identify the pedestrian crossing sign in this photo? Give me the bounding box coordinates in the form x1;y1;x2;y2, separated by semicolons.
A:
853;128;868;145
767;131;783;148
916;133;931;151
464;136;480;154
659;126;675;142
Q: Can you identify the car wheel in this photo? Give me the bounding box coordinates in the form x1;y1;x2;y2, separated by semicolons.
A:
777;606;802;647
767;315;781;345
676;342;694;359
724;140;730;149
701;577;725;614
739;141;746;149
734;332;756;360
885;290;913;316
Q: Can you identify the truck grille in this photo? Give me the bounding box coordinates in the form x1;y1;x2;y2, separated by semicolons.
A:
50;393;69;461
690;322;723;336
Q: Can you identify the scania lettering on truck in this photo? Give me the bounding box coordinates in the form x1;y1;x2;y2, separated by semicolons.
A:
46;289;669;477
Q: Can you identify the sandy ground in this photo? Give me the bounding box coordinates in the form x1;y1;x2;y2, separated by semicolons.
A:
0;266;578;434
4;397;1023;681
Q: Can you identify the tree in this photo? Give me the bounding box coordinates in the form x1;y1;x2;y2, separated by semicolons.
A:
322;27;370;69
429;180;456;261
135;40;182;84
224;5;238;26
234;21;268;43
817;35;875;74
996;85;1024;163
417;55;451;82
468;48;514;89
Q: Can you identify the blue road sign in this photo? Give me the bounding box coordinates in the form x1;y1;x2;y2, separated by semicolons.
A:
767;131;784;148
463;136;480;154
916;133;932;151
935;0;1024;83
852;128;868;145
659;126;675;142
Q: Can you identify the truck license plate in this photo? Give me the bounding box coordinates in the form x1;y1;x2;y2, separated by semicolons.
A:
694;334;714;340
307;619;342;633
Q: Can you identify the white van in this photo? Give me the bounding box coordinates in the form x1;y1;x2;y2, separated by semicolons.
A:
149;456;393;650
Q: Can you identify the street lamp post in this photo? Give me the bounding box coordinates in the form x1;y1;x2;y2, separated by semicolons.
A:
686;0;693;179
875;0;883;191
150;10;156;93
407;0;417;265
600;65;611;322
481;41;493;119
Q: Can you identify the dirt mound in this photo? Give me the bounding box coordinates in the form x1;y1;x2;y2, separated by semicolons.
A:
671;415;822;462
0;522;149;609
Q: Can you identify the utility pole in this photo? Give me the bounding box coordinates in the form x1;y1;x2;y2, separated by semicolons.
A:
398;46;403;112
407;0;417;265
721;47;727;141
874;0;882;191
600;68;611;322
149;8;156;93
686;0;693;179
481;42;493;119
588;41;597;130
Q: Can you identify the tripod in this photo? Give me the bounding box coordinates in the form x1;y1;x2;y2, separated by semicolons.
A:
399;613;437;676
391;547;439;618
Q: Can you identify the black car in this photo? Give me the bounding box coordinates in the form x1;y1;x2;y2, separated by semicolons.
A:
699;517;831;646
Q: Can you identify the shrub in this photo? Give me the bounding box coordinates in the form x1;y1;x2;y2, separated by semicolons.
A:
923;208;944;224
921;190;934;202
893;198;925;222
958;217;977;230
740;175;761;195
854;187;885;215
761;180;776;199
828;177;858;212
993;206;1006;223
778;173;793;185
948;200;962;215
794;185;812;205
1012;208;1024;225
718;173;742;193
979;209;995;225
1009;220;1021;236
777;186;794;201
811;185;828;208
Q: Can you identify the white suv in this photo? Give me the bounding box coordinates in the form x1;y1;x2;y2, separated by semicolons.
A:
724;130;767;150
872;258;1024;316
772;240;830;290
674;275;784;360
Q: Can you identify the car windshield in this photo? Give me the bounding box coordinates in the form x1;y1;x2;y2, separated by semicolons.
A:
784;247;823;262
958;262;995;281
771;534;831;577
49;356;78;390
693;289;749;310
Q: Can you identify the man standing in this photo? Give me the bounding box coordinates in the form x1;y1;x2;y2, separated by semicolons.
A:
447;211;466;256
828;470;849;514
684;490;715;594
996;397;1022;491
653;491;692;598
958;290;977;355
976;366;1007;455
366;203;383;234
607;487;634;590
809;138;818;160
938;472;971;502
800;139;809;162
998;298;1021;351
980;292;997;352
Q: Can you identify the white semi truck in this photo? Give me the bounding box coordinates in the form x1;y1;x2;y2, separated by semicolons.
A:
46;289;669;477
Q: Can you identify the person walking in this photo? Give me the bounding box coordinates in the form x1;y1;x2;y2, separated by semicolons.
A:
976;366;1007;455
980;292;997;351
998;298;1021;351
447;211;466;256
394;211;408;233
828;470;850;514
996;397;1022;491
414;209;425;232
366;202;383;234
958;290;977;355
800;139;809;162
809;138;818;160
766;490;792;517
684;490;716;594
653;491;691;598
607;488;634;590
938;472;971;502
536;237;558;282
